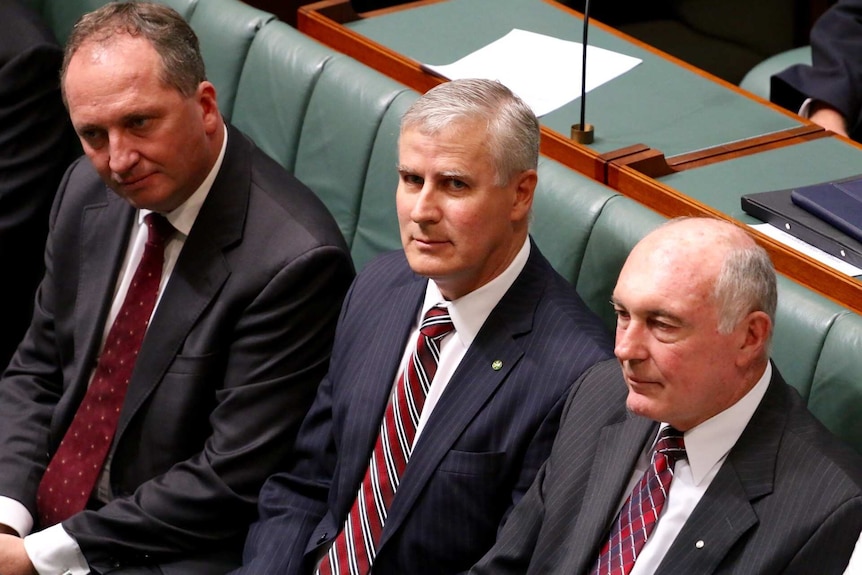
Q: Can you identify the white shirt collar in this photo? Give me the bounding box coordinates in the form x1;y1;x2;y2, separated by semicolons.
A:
422;236;531;349
666;361;772;484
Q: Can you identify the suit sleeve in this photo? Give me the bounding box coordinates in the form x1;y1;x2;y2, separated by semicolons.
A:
784;496;862;575
471;359;627;574
771;0;862;132
0;163;78;522
235;279;360;575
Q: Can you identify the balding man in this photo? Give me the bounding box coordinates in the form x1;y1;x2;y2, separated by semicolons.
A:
472;217;862;575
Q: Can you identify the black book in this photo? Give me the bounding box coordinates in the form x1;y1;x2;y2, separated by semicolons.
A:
741;185;862;268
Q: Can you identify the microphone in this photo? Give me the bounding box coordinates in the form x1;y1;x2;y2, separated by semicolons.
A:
571;0;595;144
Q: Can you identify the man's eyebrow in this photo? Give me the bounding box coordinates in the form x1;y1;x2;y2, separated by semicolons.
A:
439;170;470;180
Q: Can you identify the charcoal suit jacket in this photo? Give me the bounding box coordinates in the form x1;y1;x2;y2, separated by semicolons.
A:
471;362;862;575
0;125;354;573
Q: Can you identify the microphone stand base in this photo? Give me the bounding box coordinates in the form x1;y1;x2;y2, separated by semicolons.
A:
571;123;595;144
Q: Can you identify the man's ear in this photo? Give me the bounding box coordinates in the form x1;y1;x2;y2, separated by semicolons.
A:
511;169;537;222
197;81;221;133
736;310;772;366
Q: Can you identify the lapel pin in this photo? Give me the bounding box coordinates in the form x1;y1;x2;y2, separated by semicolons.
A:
696;540;705;549
491;360;503;371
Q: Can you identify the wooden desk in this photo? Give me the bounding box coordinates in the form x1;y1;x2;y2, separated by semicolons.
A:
298;0;825;181
297;0;862;316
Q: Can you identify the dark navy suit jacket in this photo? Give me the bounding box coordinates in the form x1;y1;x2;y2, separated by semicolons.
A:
238;242;614;574
772;0;862;141
472;361;862;575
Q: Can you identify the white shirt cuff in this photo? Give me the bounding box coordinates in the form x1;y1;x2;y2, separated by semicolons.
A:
24;523;89;575
0;495;33;537
799;97;814;118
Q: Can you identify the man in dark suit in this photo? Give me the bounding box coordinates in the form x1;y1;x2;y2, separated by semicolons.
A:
472;217;862;575
236;78;614;574
772;0;862;141
0;3;354;574
0;0;78;371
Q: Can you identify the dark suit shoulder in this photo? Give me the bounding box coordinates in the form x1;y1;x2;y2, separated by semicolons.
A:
499;244;613;360
238;132;349;256
780;384;862;491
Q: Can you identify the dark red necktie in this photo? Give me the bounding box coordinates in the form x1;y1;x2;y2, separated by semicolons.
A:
37;213;173;527
592;426;687;575
317;306;455;575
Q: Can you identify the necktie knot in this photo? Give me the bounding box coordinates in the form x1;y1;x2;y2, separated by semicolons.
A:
145;213;174;248
654;425;686;465
420;305;455;340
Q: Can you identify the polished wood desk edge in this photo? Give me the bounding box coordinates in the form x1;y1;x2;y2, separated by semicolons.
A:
610;125;829;179
607;163;862;316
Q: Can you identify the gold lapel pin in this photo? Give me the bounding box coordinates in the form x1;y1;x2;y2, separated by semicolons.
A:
492;360;503;371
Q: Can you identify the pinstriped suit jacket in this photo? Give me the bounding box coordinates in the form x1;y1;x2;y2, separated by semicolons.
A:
471;362;862;575
237;242;615;574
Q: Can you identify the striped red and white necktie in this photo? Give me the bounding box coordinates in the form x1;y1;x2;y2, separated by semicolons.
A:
592;426;687;575
317;305;454;575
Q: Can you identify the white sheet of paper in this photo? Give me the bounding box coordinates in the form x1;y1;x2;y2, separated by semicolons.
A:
422;28;642;117
750;223;862;276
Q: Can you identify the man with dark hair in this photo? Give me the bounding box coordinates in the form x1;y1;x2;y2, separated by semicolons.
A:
0;3;353;573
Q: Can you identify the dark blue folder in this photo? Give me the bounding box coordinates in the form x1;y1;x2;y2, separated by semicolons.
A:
791;176;862;244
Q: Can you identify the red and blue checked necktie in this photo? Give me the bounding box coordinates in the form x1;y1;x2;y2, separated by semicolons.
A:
592;426;686;575
317;305;455;575
37;213;173;527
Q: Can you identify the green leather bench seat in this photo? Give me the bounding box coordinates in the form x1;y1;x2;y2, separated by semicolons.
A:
24;0;862;455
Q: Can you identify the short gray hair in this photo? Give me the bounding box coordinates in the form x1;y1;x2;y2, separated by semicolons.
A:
62;2;206;102
400;79;539;186
714;242;777;335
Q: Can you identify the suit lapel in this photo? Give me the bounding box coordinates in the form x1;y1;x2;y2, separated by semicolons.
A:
656;370;787;574
375;247;545;547
74;196;136;402
115;125;247;440
560;416;656;573
336;273;426;507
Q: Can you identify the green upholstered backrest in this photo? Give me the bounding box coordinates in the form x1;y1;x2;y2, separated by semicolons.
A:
292;54;412;251
577;196;665;331
809;312;862;454
232;19;336;174
186;0;273;121
532;157;620;288
770;277;845;401
350;90;417;271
